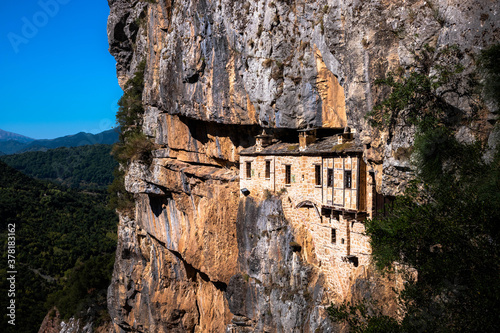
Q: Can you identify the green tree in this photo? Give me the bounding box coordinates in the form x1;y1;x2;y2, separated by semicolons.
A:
477;43;500;109
115;59;146;140
329;44;500;332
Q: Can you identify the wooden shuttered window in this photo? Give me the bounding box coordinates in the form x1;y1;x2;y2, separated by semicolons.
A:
246;161;251;179
344;170;352;188
265;160;271;179
327;168;333;188
315;165;321;186
285;165;291;184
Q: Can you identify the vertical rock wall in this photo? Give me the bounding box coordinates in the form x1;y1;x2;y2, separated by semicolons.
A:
107;0;499;332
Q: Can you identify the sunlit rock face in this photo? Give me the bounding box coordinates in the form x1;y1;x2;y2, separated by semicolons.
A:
38;308;113;333
107;0;499;332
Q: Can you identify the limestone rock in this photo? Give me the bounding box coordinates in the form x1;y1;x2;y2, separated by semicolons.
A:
106;0;500;331
38;308;113;333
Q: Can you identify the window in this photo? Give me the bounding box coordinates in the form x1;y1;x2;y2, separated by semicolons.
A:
265;161;271;179
315;165;321;186
285;165;291;184
331;228;336;243
327;168;333;188
246;161;251;179
375;193;395;217
344;170;352;188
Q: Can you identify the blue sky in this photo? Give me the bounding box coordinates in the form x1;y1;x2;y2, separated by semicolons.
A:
0;0;123;139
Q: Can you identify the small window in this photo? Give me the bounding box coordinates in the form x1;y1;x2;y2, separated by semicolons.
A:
265;161;271;179
344;170;352;188
246;161;251;179
331;228;336;243
315;165;321;186
375;193;395;217
327;168;333;188
285;165;291;184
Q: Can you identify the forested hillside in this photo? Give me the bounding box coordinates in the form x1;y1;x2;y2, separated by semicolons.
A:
0;161;118;333
0;144;117;190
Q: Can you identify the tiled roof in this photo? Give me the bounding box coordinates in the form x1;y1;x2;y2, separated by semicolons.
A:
240;135;362;156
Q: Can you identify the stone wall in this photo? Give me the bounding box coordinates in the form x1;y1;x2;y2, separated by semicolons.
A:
280;194;371;301
240;153;367;211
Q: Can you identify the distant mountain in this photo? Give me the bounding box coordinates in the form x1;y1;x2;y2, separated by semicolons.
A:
0;129;35;143
0;128;119;155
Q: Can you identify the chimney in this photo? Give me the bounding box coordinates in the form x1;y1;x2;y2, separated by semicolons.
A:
255;130;273;152
299;129;317;151
338;126;353;144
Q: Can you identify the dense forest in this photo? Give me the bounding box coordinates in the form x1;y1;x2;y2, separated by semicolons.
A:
0;144;117;190
0;161;118;333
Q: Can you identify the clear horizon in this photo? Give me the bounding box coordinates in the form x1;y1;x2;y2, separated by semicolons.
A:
0;0;123;140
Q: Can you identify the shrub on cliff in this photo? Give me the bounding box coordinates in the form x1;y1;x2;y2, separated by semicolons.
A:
109;60;154;214
107;166;135;216
116;60;146;135
112;131;154;164
113;59;154;165
367;44;476;136
477;43;500;109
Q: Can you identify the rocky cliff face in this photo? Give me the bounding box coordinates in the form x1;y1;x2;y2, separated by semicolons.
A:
107;0;499;332
38;308;113;333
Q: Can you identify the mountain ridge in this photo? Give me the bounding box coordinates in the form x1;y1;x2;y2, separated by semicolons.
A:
0;129;35;143
0;128;119;155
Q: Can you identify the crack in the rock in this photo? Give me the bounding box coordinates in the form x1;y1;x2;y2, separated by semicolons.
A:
168;249;228;292
117;322;134;332
193;298;201;333
159;147;222;166
161;156;238;176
